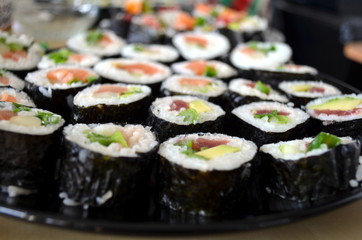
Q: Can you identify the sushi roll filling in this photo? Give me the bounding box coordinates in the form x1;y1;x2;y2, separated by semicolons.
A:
184;61;218;77
253;110;290;125
85;30;113;46
170;99;211;124
240;41;276;58
178;77;218;93
112;62;164;76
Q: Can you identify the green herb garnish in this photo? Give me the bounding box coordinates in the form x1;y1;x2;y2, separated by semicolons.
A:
254;110;289;124
86;131;128;147
255;80;270;94
12;103;31;113
194;17;206;27
48;48;72;64
67;76;98;85
35;111;60;125
86;30;103;45
248;41;276;55
307;132;341;152
203;65;217;77
178;108;199;123
119;87;142;98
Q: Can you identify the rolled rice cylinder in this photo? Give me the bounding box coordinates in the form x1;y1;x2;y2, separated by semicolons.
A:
72;83;152;124
158;133;258;215
121;44;179;63
60;123;159;207
0;69;26;90
0;102;65;196
279;80;342;107
0;87;36;107
147;96;225;141
260;134;360;201
230;101;310;146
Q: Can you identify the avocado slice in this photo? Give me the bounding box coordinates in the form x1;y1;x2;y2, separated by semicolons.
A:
291;84;312;92
189;100;211;113
279;144;302;155
308;97;362;111
195;145;239;160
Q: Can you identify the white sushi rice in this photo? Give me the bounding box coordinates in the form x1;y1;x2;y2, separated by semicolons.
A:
25;66;98;89
171;60;237;79
73;83;151;107
232;101;309;133
94;58;171;84
37;52;100;70
0;88;36;107
279;80;342;99
0;102;65;135
230;41;292;70
236;15;268;32
306;94;362;123
63;123;158;158
66;30;125;57
161;75;227;97
260;136;354;161
256;64;318;74
150;96;225;125
172;31;230;60
121;44;179;63
158;133;257;171
229;78;289;103
0;70;25;90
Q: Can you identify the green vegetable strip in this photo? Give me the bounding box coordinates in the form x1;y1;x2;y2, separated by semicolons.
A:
255;80;270;94
0;69;7;77
307;132;341;152
48;48;72;64
119;87;142;98
254;110;289;124
248;41;276;55
35;112;60;126
86;131;128;147
86;30;103;45
176;140;207;159
203;65;217;77
178;108;199;124
12;103;31;113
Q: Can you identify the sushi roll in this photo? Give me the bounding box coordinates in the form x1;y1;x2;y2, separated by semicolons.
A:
0;69;25;90
0;102;65;196
260;132;360;201
25;66;100;121
72;83;152;124
0;87;35;107
229;41;292;78
171;60;237;81
279;80;342;107
60;123;158;207
158;133;258;215
160;75;227;106
66;29;126;57
0;31;42;77
226;79;289;110
121;43;179;64
305;94;362;140
172;31;230;60
37;48;100;70
147;96;225;141
230;101;310;146
94;58;171;97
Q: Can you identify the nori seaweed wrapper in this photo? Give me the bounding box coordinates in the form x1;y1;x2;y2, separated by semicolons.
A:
260;141;360;201
72;94;152;125
157;155;256;216
254;71;318;89
0;128;62;191
146;113;225;142
227;113;310;146
60;138;158;207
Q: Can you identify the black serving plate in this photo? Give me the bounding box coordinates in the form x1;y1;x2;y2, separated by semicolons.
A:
0;74;361;235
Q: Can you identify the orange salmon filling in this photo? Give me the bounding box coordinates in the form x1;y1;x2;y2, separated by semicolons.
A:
47;69;93;84
124;0;143;15
185;61;215;75
2;50;27;62
0;93;17;103
94;85;128;94
69;54;86;62
0;76;9;86
240;47;257;56
113;63;162;75
195;3;213;15
174;12;195;31
184;35;208;48
0;110;16;121
179;77;210;87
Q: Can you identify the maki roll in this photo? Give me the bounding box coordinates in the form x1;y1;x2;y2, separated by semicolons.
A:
260;132;360;201
121;43;179;64
0;69;25;90
0;102;65;196
279;80;342;107
0;87;35;107
171;60;237;81
172;31;230;60
94;58;171;97
147;96;225;142
230;101;310;146
160;75;227;106
66;29;125;57
37;48;100;70
226;78;288;110
25;66;100;120
0;31;42;77
305;94;362;140
158;133;258;215
60;123;158;207
72;83;152;124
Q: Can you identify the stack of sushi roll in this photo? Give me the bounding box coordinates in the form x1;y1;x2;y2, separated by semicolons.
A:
0;102;65;197
0;69;26;90
158;133;258;216
260;132;360;201
147;96;225;141
279;80;342;107
60;123;158;208
72;83;152;124
66;29;126;57
230;101;310;146
0;87;35;107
